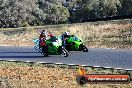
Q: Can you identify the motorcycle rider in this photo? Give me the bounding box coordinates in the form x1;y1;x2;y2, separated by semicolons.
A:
39;29;48;55
61;31;72;51
62;31;69;44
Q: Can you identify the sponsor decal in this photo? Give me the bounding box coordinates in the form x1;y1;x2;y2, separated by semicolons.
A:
76;65;131;85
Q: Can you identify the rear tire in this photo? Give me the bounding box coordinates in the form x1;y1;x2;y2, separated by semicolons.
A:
62;48;69;57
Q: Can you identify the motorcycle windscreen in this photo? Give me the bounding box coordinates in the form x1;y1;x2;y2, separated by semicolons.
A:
33;39;39;46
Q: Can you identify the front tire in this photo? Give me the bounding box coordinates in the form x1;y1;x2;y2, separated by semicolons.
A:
62;48;69;57
79;44;88;52
41;52;48;57
82;45;88;52
42;46;48;57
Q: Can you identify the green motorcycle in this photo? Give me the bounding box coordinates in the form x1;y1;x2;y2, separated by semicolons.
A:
33;36;69;57
63;35;88;52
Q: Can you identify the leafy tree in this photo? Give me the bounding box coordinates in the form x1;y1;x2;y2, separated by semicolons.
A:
38;0;69;24
119;0;132;15
0;0;131;28
0;0;46;28
66;0;121;22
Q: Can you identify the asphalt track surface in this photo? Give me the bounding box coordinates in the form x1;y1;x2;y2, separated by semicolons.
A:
0;46;132;69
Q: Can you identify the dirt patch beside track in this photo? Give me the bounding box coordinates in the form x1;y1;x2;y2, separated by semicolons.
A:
0;61;132;88
0;19;132;49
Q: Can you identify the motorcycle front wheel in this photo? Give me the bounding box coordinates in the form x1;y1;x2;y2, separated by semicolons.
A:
80;44;88;52
83;45;88;52
61;48;69;57
41;46;49;57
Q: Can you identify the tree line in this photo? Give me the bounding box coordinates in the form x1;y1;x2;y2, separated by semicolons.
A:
0;0;132;28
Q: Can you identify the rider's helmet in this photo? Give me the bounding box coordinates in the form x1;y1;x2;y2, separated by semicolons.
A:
64;31;69;35
41;29;46;35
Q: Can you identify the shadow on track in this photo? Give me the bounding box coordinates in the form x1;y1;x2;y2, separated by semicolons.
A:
1;52;40;54
0;56;48;58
